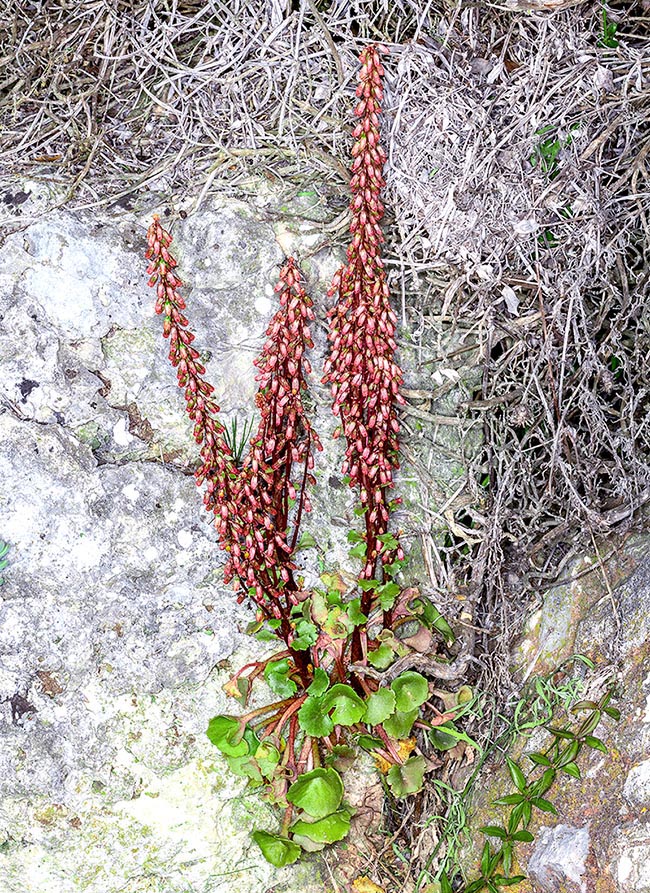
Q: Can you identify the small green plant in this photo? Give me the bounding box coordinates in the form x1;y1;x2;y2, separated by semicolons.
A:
0;541;9;585
223;415;256;466
434;678;619;892
530;124;579;180
598;5;619;48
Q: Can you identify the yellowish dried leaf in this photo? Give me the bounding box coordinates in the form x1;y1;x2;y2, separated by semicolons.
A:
352;877;386;893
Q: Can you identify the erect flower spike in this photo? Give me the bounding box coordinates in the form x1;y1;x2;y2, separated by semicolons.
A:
323;46;404;593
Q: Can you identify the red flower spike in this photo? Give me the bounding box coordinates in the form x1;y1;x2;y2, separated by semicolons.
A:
323;45;403;591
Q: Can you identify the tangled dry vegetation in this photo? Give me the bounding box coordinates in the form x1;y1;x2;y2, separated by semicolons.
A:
2;0;650;886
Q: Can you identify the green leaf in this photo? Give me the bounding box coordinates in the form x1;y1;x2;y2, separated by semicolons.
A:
308;667;330;697
291;620;318;651
428;725;458;752
604;706;621;720
585;735;607;753
386;755;426;798
254;741;281;780
532;768;556;797
377;582;400;611
347;531;364;543
440;872;454;893
251;830;300;867
391;671;429;712
493;793;525;806
255;627;279;643
465;881;487;893
349;542;367;559
367;643;395;669
365;688;396;726
325;745;357;772
479;826;507;839
409;597;455;645
206;716;248;757
347;598;368;626
506;757;527;792
512;829;534;842
532;796;557;814
287;767;344;819
298;695;334;738
323;684;366;726
264;659;297;698
502;842;513;875
428;721;480;751
481;840;491;876
561;761;581;778
557;740;581;767
383;708;419;739
296;531;317;550
521;800;532;826
508;804;524;835
528;752;552;767
226;753;263;782
580;710;602;735
290;809;352;844
358;578;379;591
377;532;399;550
548;727;575;740
491;878;526;887
357;733;383;750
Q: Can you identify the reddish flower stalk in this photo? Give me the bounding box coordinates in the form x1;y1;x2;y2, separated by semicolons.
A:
234;258;322;624
323;46;405;592
146;223;319;662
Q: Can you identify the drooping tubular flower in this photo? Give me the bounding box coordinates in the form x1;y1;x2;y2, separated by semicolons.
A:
145;214;239;526
233;258;323;614
323;45;405;581
146;221;319;622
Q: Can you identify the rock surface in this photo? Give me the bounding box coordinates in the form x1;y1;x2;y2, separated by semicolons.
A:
462;529;650;892
0;187;477;892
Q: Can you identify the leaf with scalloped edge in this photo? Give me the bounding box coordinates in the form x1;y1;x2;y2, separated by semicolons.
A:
365;688;396;726
390;671;429;712
323;684;366;726
298;695;334;738
382;708;418;739
251;830;300;867
287;767;344;818
386;755;426;798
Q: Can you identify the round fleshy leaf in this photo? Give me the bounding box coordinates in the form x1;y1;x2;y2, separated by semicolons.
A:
364;688;396;726
390;671;429;712
251;830;301;867
287;767;344;818
382;708;418;740
225;753;263;782
386;755;426;798
367;643;395;669
206;715;248;757
290;810;352;844
428;725;458;751
264;658;297;698
298;695;334;738
325;745;357;772
307;667;330;697
323;684;366;726
255;741;281;779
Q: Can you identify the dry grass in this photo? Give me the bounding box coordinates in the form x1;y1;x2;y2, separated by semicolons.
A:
2;0;650;887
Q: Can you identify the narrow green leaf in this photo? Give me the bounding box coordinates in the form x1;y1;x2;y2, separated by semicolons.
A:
491;877;526;887
440;872;453;893
512;829;534;842
561;761;581;778
480;840;491;876
604;706;621;720
493;793;525;806
548;727;575;740
465;881;487;893
505;758;527;792
585;735;607;753
479;826;507;839
527;752;552;767
532;796;558;814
